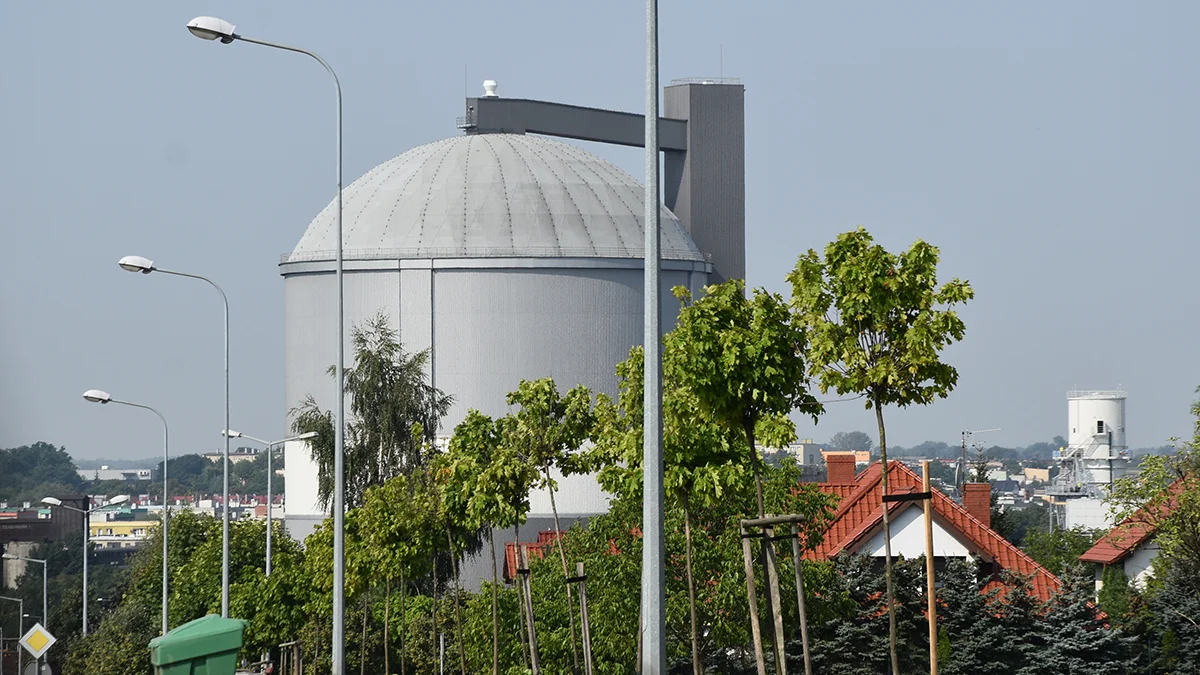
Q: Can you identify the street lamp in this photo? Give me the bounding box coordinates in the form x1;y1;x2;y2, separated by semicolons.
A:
222;430;317;575
2;554;46;634
82;389;171;635
1;595;23;675
41;494;129;635
187;15;346;672
116;255;232;619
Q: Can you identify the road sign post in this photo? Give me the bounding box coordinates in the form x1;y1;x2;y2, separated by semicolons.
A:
18;624;55;662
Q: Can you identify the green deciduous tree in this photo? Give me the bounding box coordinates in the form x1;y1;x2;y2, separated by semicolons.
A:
790;226;973;675
669;280;821;518
1109;387;1200;590
1021;526;1101;577
593;345;753;674
291;312;452;510
504;377;594;672
441;410;535;675
357;472;439;675
828;431;873;453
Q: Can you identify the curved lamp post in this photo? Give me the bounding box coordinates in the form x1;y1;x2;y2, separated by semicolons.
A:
82;389;171;635
187;15;346;671
222;430;316;575
117;255;232;618
2;553;46;641
42;494;129;635
0;596;23;675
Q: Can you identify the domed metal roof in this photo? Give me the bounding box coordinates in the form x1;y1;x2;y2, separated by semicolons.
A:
287;134;706;262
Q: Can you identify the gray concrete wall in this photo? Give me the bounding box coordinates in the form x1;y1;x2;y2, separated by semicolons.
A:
1;541;37;590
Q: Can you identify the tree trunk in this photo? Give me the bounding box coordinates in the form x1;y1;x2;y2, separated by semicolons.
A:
515;522;530;670
545;464;582;672
745;417;776;665
360;595;368;675
432;549;439;670
875;398;901;675
490;525;500;675
384;576;391;675
446;527;468;675
682;493;703;675
400;569;407;675
744;419;765;518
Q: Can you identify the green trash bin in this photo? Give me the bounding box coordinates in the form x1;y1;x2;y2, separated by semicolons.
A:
149;614;248;675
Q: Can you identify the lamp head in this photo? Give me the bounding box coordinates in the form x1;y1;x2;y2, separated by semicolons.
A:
83;389;112;404
1;554;16;560
187;16;237;43
106;495;130;506
40;497;62;507
117;255;154;274
222;429;244;439
296;432;318;441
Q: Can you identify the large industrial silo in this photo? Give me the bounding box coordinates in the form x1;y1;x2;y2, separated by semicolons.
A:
282;133;710;537
281;81;745;586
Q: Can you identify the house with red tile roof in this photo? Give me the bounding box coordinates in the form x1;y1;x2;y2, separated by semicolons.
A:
810;455;1062;602
1078;477;1183;593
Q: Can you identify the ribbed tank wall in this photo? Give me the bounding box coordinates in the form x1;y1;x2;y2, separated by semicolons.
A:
283;260;707;532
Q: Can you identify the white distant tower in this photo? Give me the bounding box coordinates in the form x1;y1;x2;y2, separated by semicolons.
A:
1049;390;1132;529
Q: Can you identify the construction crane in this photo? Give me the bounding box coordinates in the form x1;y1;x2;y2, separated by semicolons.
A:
957;428;1001;496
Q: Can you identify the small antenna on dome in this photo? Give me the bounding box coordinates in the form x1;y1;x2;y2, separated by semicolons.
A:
483;79;498;97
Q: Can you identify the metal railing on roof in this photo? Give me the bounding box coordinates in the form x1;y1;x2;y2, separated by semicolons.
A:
280;246;711;264
1066;390;1127;399
669;77;742;86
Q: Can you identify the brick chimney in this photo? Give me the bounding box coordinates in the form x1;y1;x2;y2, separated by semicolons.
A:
963;483;992;528
825;453;857;485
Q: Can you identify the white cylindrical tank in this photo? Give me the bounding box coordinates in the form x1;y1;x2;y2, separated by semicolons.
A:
1067;390;1127;451
280;133;711;541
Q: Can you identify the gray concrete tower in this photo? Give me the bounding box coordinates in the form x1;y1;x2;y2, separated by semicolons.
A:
664;80;746;283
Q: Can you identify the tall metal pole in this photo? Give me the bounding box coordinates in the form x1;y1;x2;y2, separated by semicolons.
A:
103;398;170;634
208;33;343;667
641;0;665;673
222;431;311;577
162;416;170;633
266;442;274;577
222;290;230;619
152;268;229;617
923;461;939;675
82;508;89;636
3;558;48;672
1;597;22;675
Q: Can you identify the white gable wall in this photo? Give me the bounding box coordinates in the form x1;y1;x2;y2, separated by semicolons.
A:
1124;541;1160;589
861;506;974;559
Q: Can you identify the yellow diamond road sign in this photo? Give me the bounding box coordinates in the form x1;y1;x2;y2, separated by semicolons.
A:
20;623;56;659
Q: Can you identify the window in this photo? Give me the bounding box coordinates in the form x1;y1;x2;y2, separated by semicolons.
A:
1097;420;1105;434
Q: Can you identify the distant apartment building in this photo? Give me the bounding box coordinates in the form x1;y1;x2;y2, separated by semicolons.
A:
764;439;826;465
1023;467;1050;483
77;466;153;481
822;449;871;464
89;520;157;551
204;446;260;464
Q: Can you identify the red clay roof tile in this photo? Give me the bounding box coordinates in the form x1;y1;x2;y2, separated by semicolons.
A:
808;460;1061;602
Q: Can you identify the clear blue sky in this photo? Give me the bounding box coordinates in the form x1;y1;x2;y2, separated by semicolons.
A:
2;2;1197;461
